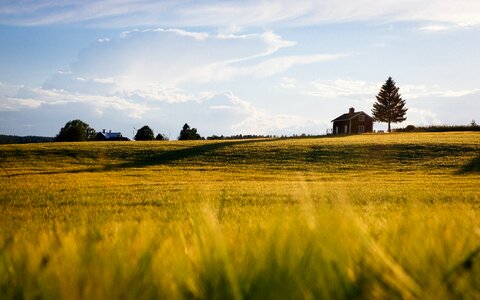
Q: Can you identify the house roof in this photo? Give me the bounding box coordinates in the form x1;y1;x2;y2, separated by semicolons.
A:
97;132;122;139
105;132;122;139
331;111;372;122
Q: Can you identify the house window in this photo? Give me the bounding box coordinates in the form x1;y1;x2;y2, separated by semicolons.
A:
359;114;365;122
358;125;365;133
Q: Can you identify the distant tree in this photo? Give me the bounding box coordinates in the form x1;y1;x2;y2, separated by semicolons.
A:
372;77;408;132
405;125;416;132
134;126;155;141
55;119;96;142
471;120;478;127
178;123;203;140
0;135;54;144
156;133;168;141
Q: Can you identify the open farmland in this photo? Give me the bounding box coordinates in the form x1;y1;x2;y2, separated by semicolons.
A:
1;132;479;299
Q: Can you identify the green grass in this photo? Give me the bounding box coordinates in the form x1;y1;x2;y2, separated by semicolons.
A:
1;132;479;299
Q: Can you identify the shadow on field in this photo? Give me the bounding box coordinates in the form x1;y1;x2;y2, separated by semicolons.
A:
116;140;259;168
2;138;479;177
459;156;480;174
3;139;273;176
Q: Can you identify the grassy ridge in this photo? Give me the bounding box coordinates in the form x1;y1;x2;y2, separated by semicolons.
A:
1;132;479;299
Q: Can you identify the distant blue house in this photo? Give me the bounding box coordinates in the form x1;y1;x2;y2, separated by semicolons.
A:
95;129;128;141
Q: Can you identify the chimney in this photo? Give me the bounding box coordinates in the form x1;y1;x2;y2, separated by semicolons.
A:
349;107;355;114
102;129;105;134
109;130;112;133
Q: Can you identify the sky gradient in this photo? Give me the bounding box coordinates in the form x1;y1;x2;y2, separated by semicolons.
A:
1;0;479;138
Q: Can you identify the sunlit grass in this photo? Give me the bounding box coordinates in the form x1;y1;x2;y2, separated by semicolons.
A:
1;132;479;299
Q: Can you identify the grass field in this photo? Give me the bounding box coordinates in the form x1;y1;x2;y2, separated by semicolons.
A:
1;132;479;299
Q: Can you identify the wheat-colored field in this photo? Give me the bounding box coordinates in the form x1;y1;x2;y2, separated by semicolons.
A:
1;132;479;299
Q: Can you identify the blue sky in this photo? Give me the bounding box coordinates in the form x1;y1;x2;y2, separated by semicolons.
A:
1;1;479;138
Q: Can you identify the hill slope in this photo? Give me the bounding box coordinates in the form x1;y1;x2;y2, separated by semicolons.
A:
0;132;479;299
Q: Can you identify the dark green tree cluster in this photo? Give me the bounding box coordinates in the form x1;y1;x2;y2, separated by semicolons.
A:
156;133;167;140
134;125;155;141
372;77;408;132
134;126;169;141
178;123;203;140
55;119;96;142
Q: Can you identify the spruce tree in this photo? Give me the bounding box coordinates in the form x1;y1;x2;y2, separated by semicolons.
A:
372;77;407;132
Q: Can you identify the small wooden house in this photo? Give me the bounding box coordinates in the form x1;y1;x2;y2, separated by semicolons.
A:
331;107;373;134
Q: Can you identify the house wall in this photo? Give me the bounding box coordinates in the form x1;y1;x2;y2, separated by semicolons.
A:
350;115;373;134
332;114;373;134
333;120;350;134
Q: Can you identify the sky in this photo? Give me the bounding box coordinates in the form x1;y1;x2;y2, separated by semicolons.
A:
1;0;479;139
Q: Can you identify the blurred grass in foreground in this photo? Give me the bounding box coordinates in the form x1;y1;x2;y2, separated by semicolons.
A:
0;132;479;299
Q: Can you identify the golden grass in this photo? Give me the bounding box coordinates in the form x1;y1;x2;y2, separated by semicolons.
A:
0;132;479;299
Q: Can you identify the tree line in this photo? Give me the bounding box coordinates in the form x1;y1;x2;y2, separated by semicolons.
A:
0;135;53;144
394;122;479;133
54;121;205;142
133;123;204;141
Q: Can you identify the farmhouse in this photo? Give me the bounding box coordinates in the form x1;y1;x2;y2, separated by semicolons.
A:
331;107;373;134
95;129;127;141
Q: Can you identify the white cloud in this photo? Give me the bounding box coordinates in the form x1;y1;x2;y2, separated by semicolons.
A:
152;28;209;41
302;79;480;100
120;28;140;38
0;83;148;118
281;77;297;89
407;108;442;126
1;81;327;137
401;85;480;99
232;112;327;135
43;28;337;91
238;54;343;78
0;97;42;111
184;53;343;84
419;24;452;33
304;79;379;98
117;83;195;104
0;81;24;96
97;37;110;42
2;1;480;29
217;31;297;62
121;28;210;40
418;22;474;33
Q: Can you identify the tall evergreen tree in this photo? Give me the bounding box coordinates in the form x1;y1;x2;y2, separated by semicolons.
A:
372;77;408;132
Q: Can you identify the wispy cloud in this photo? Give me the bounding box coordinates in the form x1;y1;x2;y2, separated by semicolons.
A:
44;28;339;90
303;79;379;98
280;77;297;89
302;79;480;99
121;28;210;40
408;108;442;125
418;23;473;33
401;85;480;99
152;28;209;41
97;37;110;42
2;1;480;28
238;54;344;78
